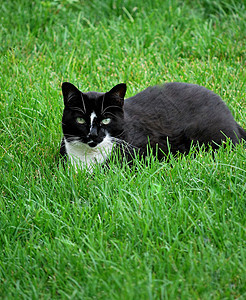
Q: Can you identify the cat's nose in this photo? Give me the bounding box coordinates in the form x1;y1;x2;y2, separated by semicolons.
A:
87;126;98;139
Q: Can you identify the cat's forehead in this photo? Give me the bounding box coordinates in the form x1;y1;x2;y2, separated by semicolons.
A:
82;91;105;113
83;91;104;101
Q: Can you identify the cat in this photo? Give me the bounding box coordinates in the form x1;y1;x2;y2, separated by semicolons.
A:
60;81;246;170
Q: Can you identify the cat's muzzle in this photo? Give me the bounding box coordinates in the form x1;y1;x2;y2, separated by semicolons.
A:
87;140;98;148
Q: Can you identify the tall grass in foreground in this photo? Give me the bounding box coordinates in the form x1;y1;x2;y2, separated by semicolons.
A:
0;0;246;298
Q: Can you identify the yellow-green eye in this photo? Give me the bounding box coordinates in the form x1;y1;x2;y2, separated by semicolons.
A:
76;117;86;124
101;118;111;125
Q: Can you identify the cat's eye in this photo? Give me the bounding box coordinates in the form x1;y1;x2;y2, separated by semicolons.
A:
76;117;86;125
101;118;111;125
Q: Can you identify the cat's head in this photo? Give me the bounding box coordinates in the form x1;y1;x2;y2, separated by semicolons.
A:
61;82;127;148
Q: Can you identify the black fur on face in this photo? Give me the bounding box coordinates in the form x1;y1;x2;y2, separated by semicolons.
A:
61;82;126;147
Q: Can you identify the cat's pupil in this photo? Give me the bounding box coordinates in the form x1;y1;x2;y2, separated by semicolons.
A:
76;117;85;124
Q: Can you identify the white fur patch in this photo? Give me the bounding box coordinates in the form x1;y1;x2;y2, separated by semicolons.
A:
64;134;113;171
90;111;96;129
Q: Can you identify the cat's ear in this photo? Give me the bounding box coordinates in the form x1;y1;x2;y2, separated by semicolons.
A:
107;83;127;106
62;82;81;106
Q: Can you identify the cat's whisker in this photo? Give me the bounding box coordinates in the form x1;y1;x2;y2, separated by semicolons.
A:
80;93;86;114
64;134;79;137
103;112;118;119
66;138;81;143
101;94;105;115
64;134;83;143
116;130;126;138
101;105;122;115
112;137;138;152
70;107;85;114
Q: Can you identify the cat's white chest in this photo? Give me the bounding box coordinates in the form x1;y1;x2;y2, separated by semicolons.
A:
64;136;113;171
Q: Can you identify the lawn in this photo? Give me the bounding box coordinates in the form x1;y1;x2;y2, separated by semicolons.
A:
0;0;246;298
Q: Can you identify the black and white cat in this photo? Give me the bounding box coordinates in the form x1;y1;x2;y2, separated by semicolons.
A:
60;82;246;170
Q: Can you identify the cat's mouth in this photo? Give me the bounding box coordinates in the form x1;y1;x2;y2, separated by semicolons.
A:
87;140;99;148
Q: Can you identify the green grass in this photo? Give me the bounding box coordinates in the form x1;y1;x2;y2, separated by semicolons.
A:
0;0;246;298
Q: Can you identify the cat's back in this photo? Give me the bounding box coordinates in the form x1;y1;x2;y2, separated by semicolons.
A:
125;82;224;110
123;82;243;148
124;82;233;122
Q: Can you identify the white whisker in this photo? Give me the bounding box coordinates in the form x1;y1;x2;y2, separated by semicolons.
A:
102;112;118;119
101;105;121;115
81;93;86;114
112;137;138;152
101;94;105;115
70;106;84;114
